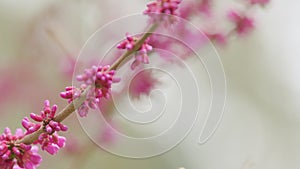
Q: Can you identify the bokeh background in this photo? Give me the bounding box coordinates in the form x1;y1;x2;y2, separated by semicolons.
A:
0;0;300;169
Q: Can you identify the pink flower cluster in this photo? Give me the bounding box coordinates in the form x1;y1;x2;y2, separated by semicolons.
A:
117;33;153;70
228;10;254;35
36;133;66;155
62;65;120;117
0;128;42;169
129;71;159;99
144;0;182;16
23;100;67;155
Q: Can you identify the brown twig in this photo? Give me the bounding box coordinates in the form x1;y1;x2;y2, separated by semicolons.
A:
16;23;159;145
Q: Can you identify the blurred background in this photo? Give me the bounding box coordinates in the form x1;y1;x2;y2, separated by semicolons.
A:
0;0;300;169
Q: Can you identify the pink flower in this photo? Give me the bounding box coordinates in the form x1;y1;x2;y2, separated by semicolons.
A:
0;128;42;169
129;70;160;99
205;32;227;45
73;65;120;117
16;146;42;169
144;0;182;16
198;0;212;16
99;125;115;144
22;100;68;155
36;133;66;155
21;118;41;135
228;10;254;35
60;86;82;103
117;33;153;70
28;100;68;134
249;0;270;6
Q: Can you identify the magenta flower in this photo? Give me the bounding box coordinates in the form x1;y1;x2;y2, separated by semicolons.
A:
15;146;42;169
69;65;120;117
144;0;182;16
36;133;66;155
21;118;41;135
228;10;254;35
60;86;82;103
22;100;68;155
28;100;68;134
117;33;153;70
0;128;42;169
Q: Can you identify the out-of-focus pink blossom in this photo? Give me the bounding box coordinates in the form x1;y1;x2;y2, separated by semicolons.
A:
72;65;120;117
0;128;42;169
117;33;153;70
129;70;160;99
63;135;81;154
178;2;193;19
249;0;270;6
99;125;115;144
228;10;254;35
60;55;76;79
198;0;212;16
205;32;227;45
21;117;41;135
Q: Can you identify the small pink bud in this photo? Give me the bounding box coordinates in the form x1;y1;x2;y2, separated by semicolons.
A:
46;125;53;134
45;144;59;155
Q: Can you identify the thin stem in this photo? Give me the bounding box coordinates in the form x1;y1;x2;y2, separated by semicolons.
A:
17;22;159;145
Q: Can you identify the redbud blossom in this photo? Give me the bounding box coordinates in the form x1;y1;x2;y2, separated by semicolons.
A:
228;10;254;35
24;100;68;155
60;86;82;103
117;33;153;70
35;133;66;155
129;71;160;99
70;65;120;117
28;100;68;134
0;128;42;169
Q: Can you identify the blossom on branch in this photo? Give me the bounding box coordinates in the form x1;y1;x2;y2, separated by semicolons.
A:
117;33;153;70
22;100;68;155
60;86;82;103
228;10;254;35
0;128;42;169
62;65;120;117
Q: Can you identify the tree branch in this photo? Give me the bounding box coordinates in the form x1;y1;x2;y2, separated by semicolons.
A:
16;22;159;145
